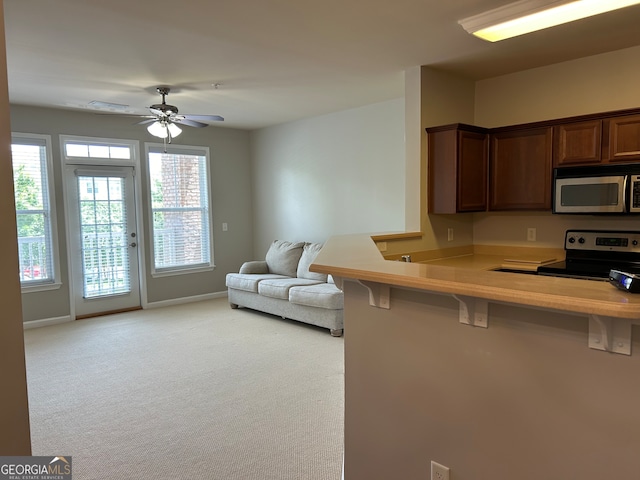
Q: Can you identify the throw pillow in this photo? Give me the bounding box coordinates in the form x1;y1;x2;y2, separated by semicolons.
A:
265;240;305;277
297;243;328;282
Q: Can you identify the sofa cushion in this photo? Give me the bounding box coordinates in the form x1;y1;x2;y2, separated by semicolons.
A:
258;278;323;300
226;273;288;293
289;283;344;310
265;240;305;277
239;260;269;274
296;242;328;282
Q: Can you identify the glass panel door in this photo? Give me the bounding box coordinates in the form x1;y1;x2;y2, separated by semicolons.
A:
66;166;140;317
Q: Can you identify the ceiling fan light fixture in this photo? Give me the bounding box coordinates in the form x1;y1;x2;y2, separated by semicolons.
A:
167;122;182;138
459;0;640;42
147;121;169;139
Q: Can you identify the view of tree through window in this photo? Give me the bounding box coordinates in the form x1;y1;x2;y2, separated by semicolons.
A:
148;147;212;272
11;140;55;285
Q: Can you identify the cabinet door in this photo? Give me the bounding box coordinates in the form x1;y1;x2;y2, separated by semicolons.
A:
554;120;601;167
428;126;487;214
457;130;488;212
490;127;552;211
428;128;458;214
607;114;640;162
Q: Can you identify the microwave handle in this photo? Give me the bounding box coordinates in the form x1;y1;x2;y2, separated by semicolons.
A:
623;175;629;212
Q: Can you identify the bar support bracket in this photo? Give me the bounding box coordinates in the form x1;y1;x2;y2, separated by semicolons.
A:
589;315;632;355
358;280;390;309
453;295;488;328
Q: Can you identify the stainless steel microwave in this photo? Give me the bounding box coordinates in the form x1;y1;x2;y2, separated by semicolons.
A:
553;164;640;214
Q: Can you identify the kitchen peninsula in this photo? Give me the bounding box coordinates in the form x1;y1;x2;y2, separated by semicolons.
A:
312;234;640;480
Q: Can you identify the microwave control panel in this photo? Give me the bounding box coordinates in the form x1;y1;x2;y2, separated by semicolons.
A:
632;175;640;210
565;230;640;253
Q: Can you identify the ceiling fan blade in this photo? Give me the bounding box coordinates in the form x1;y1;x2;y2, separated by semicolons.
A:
174;118;209;128
149;107;168;117
183;114;224;122
136;118;157;125
95;113;150;118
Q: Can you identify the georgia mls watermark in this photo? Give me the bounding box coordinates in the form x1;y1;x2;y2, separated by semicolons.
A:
0;456;71;480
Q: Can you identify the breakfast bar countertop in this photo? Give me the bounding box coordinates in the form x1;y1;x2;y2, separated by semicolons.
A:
310;234;640;320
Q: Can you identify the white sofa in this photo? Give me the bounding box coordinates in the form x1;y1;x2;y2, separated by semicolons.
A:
225;240;344;336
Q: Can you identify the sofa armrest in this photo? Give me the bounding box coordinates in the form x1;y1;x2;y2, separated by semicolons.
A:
239;260;269;274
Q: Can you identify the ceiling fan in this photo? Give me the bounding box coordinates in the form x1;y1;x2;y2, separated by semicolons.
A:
133;86;224;144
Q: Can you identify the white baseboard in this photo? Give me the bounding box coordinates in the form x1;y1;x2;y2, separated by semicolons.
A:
22;292;229;327
144;291;227;309
23;315;73;330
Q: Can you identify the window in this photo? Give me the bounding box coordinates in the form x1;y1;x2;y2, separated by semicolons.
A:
146;144;213;275
65;142;131;160
11;134;59;289
61;135;137;168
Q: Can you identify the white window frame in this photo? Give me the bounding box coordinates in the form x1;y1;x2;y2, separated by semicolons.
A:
11;133;61;292
144;143;214;277
60;135;147;307
60;134;137;167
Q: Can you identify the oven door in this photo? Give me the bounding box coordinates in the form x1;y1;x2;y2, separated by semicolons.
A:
554;175;626;213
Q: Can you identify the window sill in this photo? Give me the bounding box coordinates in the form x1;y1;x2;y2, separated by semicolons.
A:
151;265;215;278
21;281;62;294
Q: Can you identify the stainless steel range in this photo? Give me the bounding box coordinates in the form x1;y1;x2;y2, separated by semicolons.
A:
537;230;640;281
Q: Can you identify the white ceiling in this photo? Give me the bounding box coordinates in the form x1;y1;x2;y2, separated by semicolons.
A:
5;0;640;130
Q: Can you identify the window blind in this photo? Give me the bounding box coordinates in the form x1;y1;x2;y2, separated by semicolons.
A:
147;146;212;272
11;138;55;286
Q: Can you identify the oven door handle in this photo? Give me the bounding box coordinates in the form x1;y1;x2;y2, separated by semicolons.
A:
623;175;629;212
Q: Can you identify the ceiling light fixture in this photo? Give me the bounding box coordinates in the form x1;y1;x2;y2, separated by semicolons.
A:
146;121;182;140
459;0;640;42
166;122;182;138
147;120;182;152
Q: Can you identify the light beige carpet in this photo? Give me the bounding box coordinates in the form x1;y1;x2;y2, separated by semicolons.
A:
23;298;344;480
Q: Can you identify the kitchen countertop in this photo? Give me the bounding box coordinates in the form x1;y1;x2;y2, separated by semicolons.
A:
311;234;640;320
421;253;556;272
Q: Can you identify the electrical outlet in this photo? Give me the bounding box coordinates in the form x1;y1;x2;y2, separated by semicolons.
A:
447;228;454;242
431;461;450;480
222;222;228;232
527;227;536;242
377;242;387;252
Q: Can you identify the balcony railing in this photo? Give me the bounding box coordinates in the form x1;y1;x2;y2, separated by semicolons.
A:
18;235;48;282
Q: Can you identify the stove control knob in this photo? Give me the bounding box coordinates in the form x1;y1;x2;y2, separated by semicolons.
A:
633;240;639;246
578;237;586;244
568;237;576;244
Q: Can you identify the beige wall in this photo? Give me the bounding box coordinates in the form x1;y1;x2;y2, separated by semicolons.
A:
344;282;640;480
249;99;406;257
0;1;32;454
475;44;640;128
385;67;477;257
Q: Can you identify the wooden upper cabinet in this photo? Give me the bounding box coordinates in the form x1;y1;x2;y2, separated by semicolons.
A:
553;120;602;167
605;114;640;162
427;124;488;214
427;107;640;213
489;127;553;211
